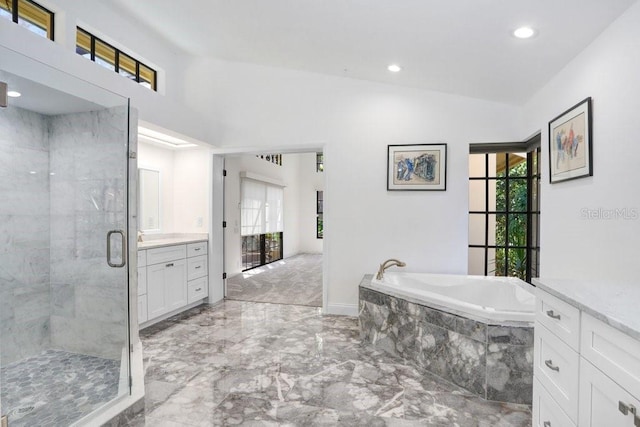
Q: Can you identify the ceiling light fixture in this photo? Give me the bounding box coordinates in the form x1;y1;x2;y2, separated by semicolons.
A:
7;90;21;98
388;64;402;73
513;26;536;39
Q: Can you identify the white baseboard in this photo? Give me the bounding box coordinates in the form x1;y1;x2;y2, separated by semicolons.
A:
325;303;358;317
139;299;206;330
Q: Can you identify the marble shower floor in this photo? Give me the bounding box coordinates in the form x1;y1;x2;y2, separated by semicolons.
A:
129;301;531;426
0;349;120;427
226;254;322;307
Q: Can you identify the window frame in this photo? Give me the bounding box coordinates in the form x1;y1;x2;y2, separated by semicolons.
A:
76;27;157;91
468;138;541;282
0;0;54;40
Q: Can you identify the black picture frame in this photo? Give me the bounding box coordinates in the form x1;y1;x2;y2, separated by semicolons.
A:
548;97;593;183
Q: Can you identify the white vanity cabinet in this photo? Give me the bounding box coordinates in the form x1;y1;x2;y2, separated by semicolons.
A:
138;240;209;328
145;245;187;319
186;241;208;303
137;250;148;323
533;286;640;427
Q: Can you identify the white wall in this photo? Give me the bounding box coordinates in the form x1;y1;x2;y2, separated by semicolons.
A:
174;149;211;233
137;142;210;234
13;0;635;310
185;57;522;313
137;142;175;233
0;2;211;143
295;152;324;254
522;1;640;283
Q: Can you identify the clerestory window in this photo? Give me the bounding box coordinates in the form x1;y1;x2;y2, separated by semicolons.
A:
0;0;54;40
76;27;157;91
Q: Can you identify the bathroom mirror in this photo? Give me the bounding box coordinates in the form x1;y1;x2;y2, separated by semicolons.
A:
139;168;161;232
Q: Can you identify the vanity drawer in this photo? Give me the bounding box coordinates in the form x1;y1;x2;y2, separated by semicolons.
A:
534;322;580;423
581;312;640;399
187;255;208;281
147;244;186;266
188;276;208;303
187;241;207;258
536;289;581;351
533;378;576;427
137;250;147;268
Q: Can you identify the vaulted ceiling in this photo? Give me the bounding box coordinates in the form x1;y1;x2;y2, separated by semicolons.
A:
108;0;637;105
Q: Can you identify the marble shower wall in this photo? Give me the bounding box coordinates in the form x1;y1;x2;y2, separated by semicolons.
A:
0;106;52;365
359;279;533;405
48;107;129;360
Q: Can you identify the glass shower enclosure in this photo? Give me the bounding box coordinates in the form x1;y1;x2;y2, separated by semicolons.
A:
0;48;131;426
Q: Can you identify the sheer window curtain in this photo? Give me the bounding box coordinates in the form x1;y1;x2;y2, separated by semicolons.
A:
241;178;284;236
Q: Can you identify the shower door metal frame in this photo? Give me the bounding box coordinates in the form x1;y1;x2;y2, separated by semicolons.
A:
0;55;133;425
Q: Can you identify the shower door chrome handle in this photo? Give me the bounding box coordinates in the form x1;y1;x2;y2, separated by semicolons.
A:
107;230;127;268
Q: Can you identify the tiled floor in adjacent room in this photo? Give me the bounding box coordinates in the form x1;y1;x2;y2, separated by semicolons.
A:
130;301;531;426
226;254;322;307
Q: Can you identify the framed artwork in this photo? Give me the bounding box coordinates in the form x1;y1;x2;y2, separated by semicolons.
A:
548;97;593;183
387;143;447;191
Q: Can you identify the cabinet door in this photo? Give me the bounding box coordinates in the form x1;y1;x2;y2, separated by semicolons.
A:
147;263;167;319
165;258;187;312
533;378;576;427
138;294;148;324
137;267;147;296
579;357;640;427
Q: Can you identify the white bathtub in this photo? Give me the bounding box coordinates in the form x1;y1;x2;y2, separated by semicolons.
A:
367;272;535;324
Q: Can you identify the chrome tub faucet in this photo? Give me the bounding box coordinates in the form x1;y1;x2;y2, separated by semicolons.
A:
376;259;406;280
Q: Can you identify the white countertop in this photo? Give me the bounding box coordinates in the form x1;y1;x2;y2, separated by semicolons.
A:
533;277;640;342
138;234;208;249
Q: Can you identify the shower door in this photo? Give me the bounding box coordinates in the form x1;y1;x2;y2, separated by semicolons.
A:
0;49;131;426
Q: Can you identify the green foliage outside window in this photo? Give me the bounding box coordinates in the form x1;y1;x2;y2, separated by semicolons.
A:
494;162;528;280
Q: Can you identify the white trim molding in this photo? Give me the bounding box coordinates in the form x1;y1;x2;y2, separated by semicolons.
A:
240;171;286;188
325;303;358;317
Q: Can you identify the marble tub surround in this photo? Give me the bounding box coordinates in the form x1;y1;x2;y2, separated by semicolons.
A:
359;284;534;405
128;300;530;426
533;277;640;340
226;253;322;307
138;233;208;249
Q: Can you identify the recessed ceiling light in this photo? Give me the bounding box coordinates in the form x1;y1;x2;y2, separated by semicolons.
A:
388;64;402;73
513;27;536;39
7;90;21;98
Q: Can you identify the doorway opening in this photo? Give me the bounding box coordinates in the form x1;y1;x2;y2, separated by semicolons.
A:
216;150;326;308
468;134;541;282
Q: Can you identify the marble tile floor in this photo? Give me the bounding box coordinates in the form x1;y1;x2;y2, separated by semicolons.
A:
226;254;322;307
0;349;120;427
129;301;531;426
